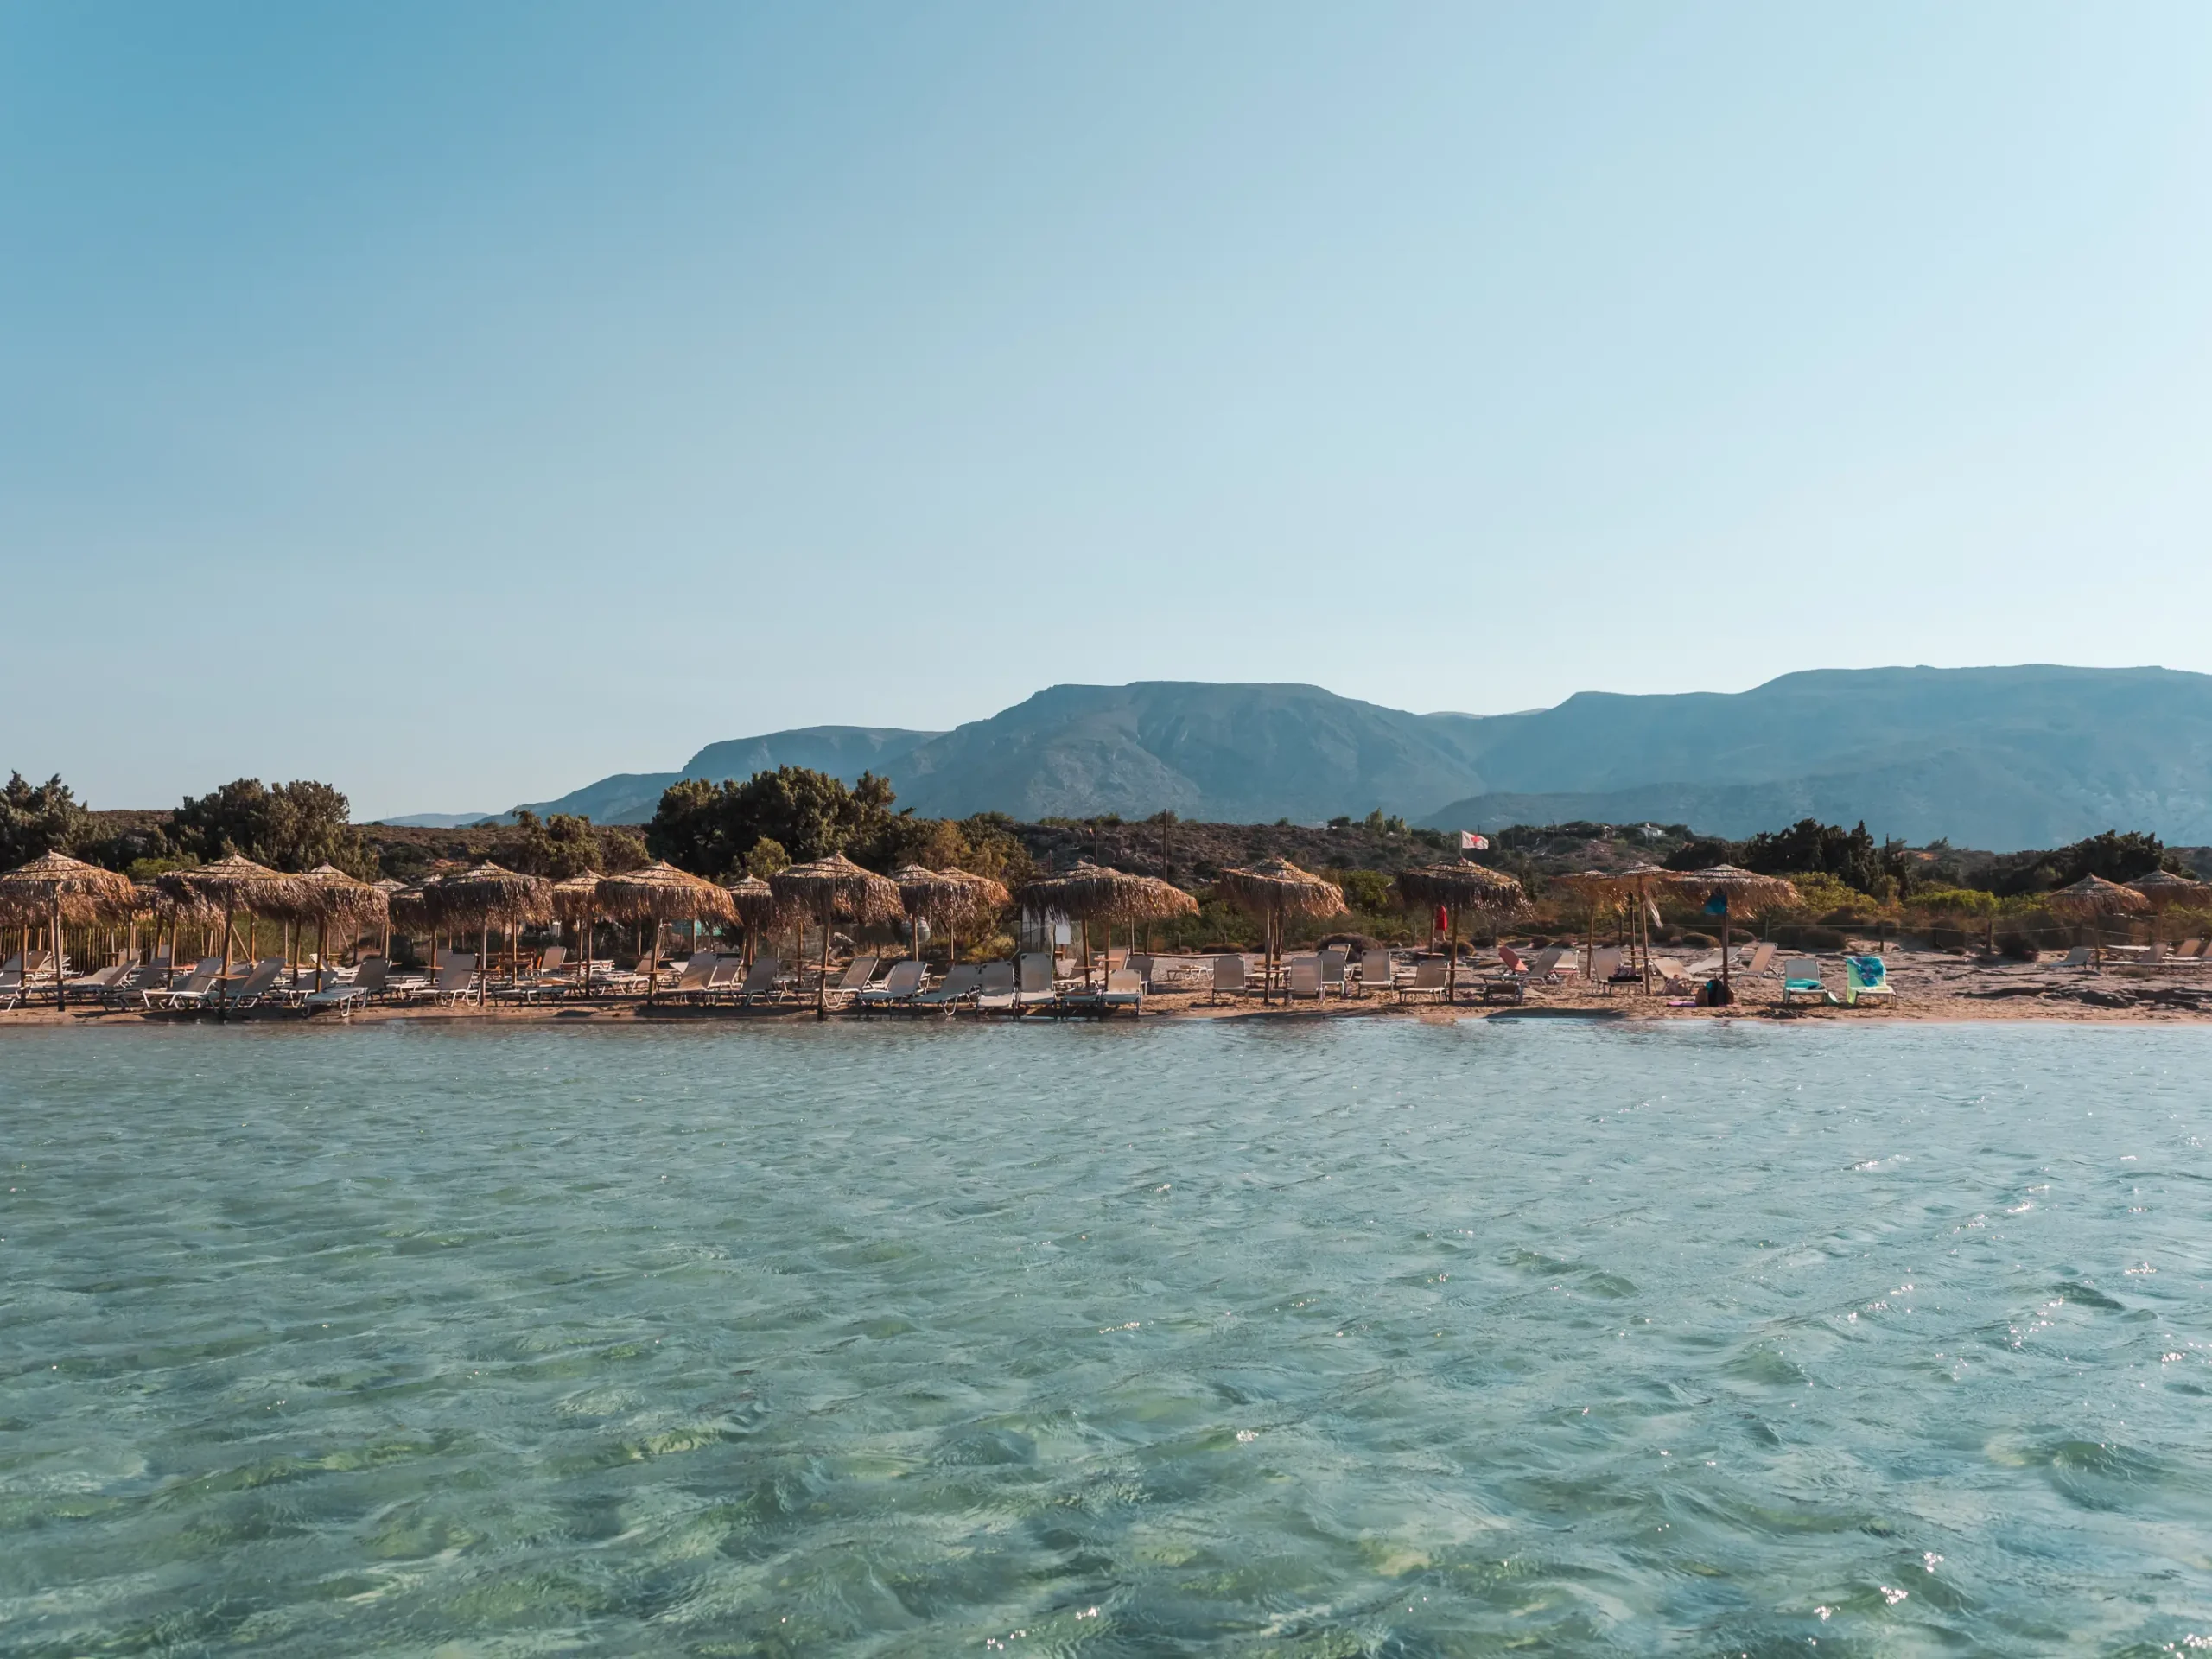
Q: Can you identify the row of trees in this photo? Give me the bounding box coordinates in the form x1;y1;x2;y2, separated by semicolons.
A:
2;772;377;878
644;766;1031;888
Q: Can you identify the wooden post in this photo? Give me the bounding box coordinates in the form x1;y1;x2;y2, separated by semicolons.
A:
1446;904;1458;1004
316;915;328;993
479;919;489;1005
51;899;64;1011
815;902;830;1020
217;904;235;1016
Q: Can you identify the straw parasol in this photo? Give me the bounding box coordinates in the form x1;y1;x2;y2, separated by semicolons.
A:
424;863;553;1005
940;868;1012;962
548;871;603;988
723;874;780;968
2046;873;2152;967
292;864;389;992
596;861;737;1003
1216;859;1345;1004
1015;862;1198;987
770;855;902;1018
1608;863;1676;991
368;877;405;959
1663;866;1799;991
156;855;310;1013
2126;869;2210;951
1548;870;1630;986
1395;862;1527;1003
0;852;137;1011
892;865;967;967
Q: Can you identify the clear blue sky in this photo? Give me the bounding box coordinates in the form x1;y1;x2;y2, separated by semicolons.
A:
6;3;2210;819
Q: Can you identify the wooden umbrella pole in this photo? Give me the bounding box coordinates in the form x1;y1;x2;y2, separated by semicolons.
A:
479;919;489;1005
316;916;328;993
218;904;235;1015
647;912;660;1005
1446;904;1459;1005
816;902;830;1020
51;899;64;1011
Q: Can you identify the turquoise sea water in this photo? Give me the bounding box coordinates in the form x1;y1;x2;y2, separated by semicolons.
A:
3;1019;2210;1655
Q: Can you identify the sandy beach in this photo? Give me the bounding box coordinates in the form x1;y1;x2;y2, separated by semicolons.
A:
9;945;2212;1027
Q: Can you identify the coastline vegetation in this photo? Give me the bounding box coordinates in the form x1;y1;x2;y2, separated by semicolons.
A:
10;764;2210;962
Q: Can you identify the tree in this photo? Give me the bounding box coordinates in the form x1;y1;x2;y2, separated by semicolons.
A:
1983;829;2175;896
1663;836;1736;872
170;779;374;875
512;810;604;879
1738;819;1882;893
0;773;93;868
647;766;907;877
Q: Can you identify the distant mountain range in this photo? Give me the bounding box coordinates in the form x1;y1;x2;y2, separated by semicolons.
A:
385;667;2212;851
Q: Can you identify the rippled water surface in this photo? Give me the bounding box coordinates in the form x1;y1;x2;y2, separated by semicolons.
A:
4;1019;2212;1655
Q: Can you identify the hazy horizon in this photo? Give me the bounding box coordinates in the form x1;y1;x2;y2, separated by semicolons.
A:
10;4;2211;818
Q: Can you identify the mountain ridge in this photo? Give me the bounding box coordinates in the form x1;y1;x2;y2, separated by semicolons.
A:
426;666;2212;850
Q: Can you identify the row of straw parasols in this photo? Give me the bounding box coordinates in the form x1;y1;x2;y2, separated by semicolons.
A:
10;843;2207;1015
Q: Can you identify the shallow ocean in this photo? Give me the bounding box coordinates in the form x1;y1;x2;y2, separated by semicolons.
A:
3;1018;2209;1654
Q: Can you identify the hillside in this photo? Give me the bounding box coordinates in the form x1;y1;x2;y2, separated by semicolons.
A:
475;666;2212;851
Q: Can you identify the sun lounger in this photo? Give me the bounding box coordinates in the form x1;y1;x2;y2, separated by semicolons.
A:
1102;967;1142;1012
424;954;479;1005
1844;955;1895;1007
975;959;1020;1011
1211;954;1249;1001
823;955;877;1007
914;963;982;1008
1780;957;1829;1006
2060;946;2094;969
1397;959;1450;1001
663;952;721;1002
153;957;226;1009
718;957;779;1004
1016;952;1058;1007
1588;946;1625;991
856;958;927;1007
1650;956;1695;995
1285;958;1322;1000
1527;946;1572;982
1743;942;1779;976
0;951;54;1009
1319;949;1348;997
2177;938;2207;959
225;959;288;1009
305;957;391;1012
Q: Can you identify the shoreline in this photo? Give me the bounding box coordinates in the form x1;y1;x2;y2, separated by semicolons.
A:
7;950;2212;1029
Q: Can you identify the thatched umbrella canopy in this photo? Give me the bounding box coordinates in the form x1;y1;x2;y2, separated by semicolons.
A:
771;855;902;1018
1395;862;1527;1003
1014;862;1198;987
721;874;780;968
2122;868;2210;955
2045;872;2151;919
365;877;405;959
0;853;137;1011
422;863;552;1004
2047;872;2152;966
597;862;738;1002
892;864;966;965
550;871;603;920
941;868;1012;962
156;855;309;1012
1663;866;1799;990
545;871;604;991
1216;859;1344;1004
290;865;388;990
1548;870;1631;984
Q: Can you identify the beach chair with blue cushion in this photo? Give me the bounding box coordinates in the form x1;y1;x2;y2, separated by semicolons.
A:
1844;956;1895;1007
1781;957;1830;1006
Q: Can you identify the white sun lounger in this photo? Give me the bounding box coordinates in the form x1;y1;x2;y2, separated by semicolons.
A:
914;963;982;1008
974;959;1020;1011
1211;954;1248;1001
855;959;926;1007
1016;952;1058;1006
